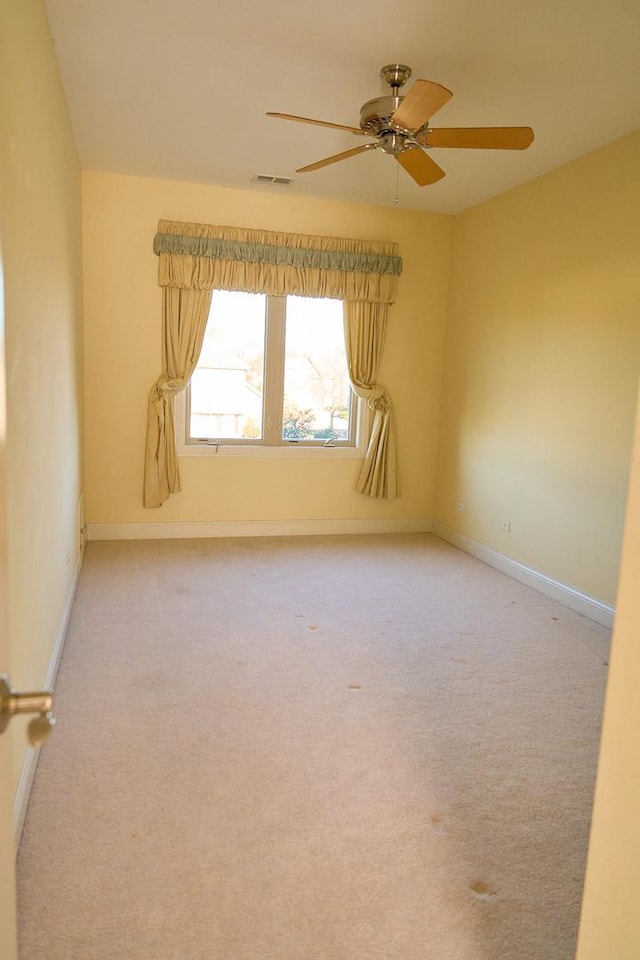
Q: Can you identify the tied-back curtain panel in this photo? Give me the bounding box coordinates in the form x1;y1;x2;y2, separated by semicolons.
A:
144;287;213;508
343;301;398;500
144;219;403;508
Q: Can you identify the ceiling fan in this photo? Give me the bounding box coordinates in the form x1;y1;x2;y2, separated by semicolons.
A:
267;64;534;186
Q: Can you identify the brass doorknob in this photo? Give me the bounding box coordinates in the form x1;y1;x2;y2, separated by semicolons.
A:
0;675;56;746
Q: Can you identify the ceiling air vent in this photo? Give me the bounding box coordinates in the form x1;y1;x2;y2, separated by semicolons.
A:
253;174;295;186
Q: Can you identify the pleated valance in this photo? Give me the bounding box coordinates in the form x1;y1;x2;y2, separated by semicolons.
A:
153;219;402;304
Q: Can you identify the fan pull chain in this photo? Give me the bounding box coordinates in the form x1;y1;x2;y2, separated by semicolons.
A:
393;161;400;206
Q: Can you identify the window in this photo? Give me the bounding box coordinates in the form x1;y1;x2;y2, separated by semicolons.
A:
177;290;365;456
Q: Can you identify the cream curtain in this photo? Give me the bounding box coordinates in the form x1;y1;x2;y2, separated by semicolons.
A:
144;219;402;507
344;301;397;499
143;287;213;508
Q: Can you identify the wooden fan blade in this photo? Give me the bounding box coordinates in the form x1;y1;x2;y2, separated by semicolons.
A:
296;142;379;173
396;147;446;186
391;79;453;131
423;126;535;150
266;112;366;136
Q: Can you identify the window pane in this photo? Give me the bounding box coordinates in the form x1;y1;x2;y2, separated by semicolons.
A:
283;297;352;442
190;290;265;440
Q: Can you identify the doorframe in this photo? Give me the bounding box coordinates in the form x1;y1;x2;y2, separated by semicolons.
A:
0;215;18;960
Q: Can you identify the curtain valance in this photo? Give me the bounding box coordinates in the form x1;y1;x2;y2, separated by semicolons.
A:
154;219;402;304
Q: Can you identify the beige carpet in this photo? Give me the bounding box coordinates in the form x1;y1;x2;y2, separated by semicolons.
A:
17;534;610;960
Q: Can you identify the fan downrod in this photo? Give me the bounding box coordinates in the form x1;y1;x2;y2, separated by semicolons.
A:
380;64;412;92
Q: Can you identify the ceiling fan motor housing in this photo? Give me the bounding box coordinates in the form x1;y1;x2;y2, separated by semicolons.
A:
360;66;420;141
359;63;419;146
359;96;403;136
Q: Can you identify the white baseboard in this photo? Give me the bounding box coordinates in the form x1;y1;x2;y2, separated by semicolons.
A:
13;545;85;849
86;517;433;540
432;521;615;629
86;518;615;626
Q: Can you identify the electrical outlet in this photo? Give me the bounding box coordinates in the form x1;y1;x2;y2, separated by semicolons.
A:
501;520;511;533
77;493;85;555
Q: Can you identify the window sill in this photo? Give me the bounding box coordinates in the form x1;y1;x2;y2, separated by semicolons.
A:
177;442;365;459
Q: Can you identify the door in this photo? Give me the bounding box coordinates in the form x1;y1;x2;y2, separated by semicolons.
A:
0;248;17;957
575;382;640;957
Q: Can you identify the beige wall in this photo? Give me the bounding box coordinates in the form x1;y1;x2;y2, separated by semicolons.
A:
82;172;452;526
435;130;640;605
1;0;83;793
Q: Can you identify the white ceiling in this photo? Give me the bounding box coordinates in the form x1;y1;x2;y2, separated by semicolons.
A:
45;0;640;214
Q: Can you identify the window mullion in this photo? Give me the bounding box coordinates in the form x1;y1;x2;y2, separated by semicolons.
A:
263;296;286;445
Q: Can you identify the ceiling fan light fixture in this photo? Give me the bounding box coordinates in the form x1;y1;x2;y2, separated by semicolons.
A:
379;131;409;156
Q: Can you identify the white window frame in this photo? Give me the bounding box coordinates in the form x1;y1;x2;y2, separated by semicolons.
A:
175;294;369;459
